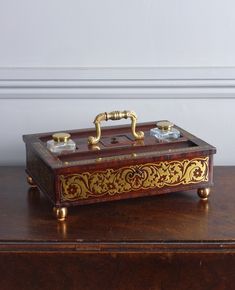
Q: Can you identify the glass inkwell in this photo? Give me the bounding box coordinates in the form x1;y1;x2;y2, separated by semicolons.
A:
150;121;180;140
47;132;76;154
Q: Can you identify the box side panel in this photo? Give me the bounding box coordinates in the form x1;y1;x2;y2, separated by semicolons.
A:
26;144;55;204
58;155;214;207
209;154;214;185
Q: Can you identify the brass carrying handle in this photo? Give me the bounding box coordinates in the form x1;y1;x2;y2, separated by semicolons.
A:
88;110;144;145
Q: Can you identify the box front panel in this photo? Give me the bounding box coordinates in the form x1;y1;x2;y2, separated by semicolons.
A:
58;156;211;206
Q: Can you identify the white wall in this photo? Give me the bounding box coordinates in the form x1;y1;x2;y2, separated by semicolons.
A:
1;0;235;67
0;0;234;165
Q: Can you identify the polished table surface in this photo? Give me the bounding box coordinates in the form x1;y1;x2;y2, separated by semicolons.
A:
0;166;235;290
0;166;234;244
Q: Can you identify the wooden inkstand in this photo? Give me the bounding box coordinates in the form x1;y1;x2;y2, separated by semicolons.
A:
23;111;216;220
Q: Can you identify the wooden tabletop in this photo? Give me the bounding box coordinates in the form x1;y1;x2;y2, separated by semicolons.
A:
0;166;234;251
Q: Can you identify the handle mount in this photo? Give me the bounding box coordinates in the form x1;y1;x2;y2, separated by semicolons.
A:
88;110;144;145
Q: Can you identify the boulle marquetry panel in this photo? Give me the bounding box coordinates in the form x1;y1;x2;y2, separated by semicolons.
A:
60;157;209;201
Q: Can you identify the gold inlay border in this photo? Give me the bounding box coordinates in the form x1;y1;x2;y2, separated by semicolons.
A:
59;157;209;201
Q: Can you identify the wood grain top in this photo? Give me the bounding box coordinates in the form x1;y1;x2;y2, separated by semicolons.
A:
23;122;216;168
0;166;234;251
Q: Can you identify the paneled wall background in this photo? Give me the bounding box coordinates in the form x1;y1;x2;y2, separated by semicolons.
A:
0;0;234;165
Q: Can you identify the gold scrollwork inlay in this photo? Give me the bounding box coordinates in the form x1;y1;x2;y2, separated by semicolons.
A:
59;157;209;201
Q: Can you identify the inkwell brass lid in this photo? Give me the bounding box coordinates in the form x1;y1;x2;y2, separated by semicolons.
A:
52;132;71;143
156;121;174;131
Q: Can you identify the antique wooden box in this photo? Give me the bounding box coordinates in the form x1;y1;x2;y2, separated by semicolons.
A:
23;111;216;220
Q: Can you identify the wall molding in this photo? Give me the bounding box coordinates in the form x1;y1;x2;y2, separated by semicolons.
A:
1;66;235;98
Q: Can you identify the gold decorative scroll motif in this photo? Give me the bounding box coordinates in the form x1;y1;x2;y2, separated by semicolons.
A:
60;157;209;201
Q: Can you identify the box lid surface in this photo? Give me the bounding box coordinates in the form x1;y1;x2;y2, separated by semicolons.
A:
23;121;216;171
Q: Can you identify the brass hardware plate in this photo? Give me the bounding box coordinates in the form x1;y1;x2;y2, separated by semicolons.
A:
100;135;133;147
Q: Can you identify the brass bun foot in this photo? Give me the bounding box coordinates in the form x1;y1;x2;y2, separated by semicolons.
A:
197;188;210;200
53;207;68;221
27;176;37;187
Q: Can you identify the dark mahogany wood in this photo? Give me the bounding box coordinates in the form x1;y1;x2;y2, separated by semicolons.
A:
23;121;216;211
0;166;235;290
